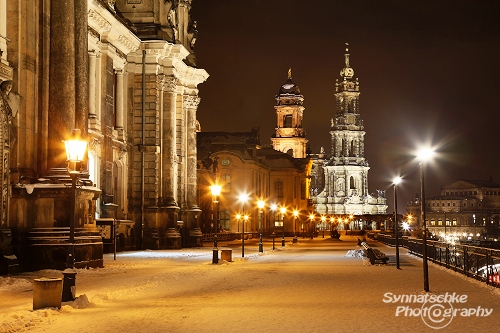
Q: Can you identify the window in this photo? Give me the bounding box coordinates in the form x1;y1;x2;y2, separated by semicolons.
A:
221;174;231;192
438;219;442;226
452;219;457;226
350;176;355;189
219;210;230;230
430;219;436;226
275;180;283;198
284;115;292;127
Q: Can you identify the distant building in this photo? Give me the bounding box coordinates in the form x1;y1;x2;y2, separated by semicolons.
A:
197;129;312;237
310;45;387;217
423;179;500;239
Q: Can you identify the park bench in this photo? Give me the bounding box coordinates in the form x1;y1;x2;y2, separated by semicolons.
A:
360;241;389;265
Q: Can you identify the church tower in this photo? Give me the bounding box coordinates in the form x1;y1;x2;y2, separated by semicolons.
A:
271;69;308;158
312;45;387;216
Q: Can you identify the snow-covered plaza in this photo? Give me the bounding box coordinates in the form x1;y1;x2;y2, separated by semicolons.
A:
1;236;499;333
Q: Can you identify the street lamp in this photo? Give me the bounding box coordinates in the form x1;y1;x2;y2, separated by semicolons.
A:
309;214;315;239
62;129;87;302
258;199;265;253
330;216;335;237
239;193;249;257
210;184;221;264
270;204;277;250
393;176;402;270
280;207;286;246
293;210;299;243
418;147;435;292
321;215;326;238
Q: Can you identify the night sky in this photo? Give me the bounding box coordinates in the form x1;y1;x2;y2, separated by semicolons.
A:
190;1;500;212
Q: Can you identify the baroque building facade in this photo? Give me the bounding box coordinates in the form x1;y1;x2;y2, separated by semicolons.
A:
311;45;387;217
1;0;207;272
407;179;500;240
197;129;312;237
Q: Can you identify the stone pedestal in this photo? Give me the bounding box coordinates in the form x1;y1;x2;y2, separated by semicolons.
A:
10;184;102;271
183;208;202;247
165;228;181;249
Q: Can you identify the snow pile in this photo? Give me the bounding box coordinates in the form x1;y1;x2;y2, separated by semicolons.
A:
64;294;94;309
345;249;366;259
0;277;32;292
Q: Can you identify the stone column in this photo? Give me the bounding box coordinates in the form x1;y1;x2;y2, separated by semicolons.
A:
184;95;200;209
47;0;88;170
115;69;124;129
74;0;88;137
47;0;75;170
161;76;178;206
160;76;181;249
88;50;97;119
183;95;202;247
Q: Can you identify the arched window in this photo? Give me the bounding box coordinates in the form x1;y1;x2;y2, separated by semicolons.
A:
350;176;355;189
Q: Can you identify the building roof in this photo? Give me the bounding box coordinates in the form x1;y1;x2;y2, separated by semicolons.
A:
197;129;309;171
443;179;500;190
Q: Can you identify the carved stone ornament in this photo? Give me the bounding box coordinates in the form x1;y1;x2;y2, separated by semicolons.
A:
183;95;200;109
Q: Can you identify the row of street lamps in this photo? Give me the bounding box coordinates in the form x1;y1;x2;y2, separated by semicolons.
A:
209;147;436;293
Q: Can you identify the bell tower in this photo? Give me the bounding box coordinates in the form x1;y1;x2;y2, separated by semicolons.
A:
312;44;387;216
271;69;308;158
330;43;365;162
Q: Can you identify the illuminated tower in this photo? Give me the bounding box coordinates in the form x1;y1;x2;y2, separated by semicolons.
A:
271;69;308;158
313;44;387;216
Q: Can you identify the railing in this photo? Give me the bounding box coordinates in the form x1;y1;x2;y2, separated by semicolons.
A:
202;232;239;243
377;233;500;288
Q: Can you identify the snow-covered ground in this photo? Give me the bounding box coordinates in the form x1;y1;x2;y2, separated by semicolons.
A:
1;236;499;333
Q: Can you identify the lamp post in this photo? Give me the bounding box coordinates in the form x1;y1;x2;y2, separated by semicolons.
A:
62;129;87;302
270;204;277;250
309;214;315;239
239;194;249;257
393;176;402;270
293;210;299;243
210;184;221;264
280;207;286;246
321;215;326;238
418;148;434;292
258;199;265;253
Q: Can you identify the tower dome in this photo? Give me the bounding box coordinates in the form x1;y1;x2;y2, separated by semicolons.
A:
276;68;303;106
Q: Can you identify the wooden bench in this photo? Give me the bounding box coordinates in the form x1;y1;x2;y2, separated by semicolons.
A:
360;241;389;265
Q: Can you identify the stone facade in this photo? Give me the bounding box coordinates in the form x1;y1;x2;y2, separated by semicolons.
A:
1;0;207;272
408;179;500;239
198;129;312;237
311;45;387;217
